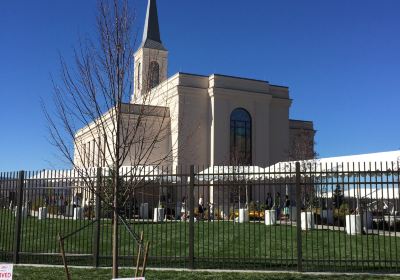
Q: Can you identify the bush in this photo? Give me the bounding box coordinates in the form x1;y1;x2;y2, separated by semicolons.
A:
334;203;350;226
31;197;46;211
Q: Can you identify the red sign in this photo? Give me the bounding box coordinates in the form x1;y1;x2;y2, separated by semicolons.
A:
0;264;13;280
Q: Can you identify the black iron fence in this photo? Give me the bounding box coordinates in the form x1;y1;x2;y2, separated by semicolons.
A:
0;162;399;272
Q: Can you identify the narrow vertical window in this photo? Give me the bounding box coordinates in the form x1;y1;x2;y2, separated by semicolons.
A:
230;108;252;165
149;61;160;89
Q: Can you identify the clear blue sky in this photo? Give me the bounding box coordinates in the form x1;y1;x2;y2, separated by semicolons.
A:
0;0;399;171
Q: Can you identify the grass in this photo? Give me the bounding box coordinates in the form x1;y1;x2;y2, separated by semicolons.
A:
11;266;400;280
1;209;400;271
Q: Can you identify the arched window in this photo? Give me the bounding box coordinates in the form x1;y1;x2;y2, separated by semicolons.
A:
230;108;252;165
149;61;160;89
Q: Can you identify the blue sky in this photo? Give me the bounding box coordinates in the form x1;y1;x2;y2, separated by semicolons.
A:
0;0;399;170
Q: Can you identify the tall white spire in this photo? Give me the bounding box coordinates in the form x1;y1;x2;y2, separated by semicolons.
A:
131;0;168;101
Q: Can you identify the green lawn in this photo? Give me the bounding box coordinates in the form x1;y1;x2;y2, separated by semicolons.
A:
11;266;400;280
1;209;400;271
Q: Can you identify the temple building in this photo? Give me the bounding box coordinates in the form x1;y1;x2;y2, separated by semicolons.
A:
74;0;315;168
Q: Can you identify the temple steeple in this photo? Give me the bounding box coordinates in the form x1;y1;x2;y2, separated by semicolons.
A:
141;0;166;51
132;0;168;100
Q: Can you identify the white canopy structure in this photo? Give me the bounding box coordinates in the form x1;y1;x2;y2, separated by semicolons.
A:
319;187;400;200
266;150;400;178
343;187;400;200
195;166;267;182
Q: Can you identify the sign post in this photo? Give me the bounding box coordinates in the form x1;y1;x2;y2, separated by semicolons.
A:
0;264;13;280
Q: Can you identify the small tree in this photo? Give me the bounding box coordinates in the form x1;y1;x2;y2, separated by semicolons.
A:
43;1;175;277
229;150;251;210
288;126;318;211
289;127;317;161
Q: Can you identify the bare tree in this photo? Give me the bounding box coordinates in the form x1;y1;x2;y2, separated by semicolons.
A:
288;128;317;162
287;125;318;211
43;0;175;277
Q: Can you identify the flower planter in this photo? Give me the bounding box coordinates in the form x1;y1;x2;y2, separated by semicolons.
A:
238;208;249;223
346;214;362;235
265;210;277;225
321;209;333;224
65;206;74;217
220;210;228;220
153;208;165;222
289;207;297;221
362;211;373;229
15;206;28;218
38;207;47;220
301;211;315;230
73;207;84;220
139;203;149;219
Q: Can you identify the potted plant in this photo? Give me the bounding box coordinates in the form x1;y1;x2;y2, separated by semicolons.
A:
320;199;333;225
335;203;349;226
64;199;74;217
345;208;362;235
359;198;372;231
73;194;84;220
289;203;297;222
15;201;29;219
345;187;365;235
153;201;165;222
140;202;149;219
265;195;277;226
238;184;249;223
362;208;373;231
301;194;315;230
38;199;48;220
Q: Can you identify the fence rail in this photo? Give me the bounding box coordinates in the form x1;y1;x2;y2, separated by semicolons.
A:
0;162;399;272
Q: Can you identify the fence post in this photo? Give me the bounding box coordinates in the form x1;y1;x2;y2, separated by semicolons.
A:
295;162;303;272
13;170;24;264
93;167;102;267
188;165;195;269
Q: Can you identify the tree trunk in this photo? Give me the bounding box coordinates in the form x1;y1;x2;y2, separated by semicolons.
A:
112;172;119;278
